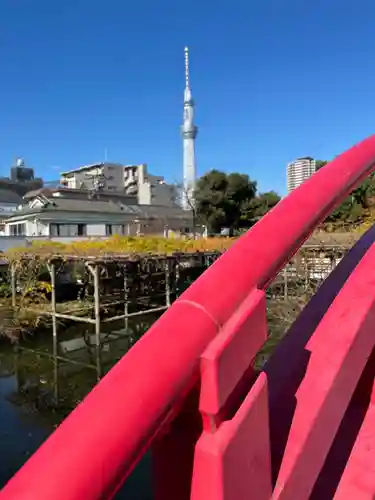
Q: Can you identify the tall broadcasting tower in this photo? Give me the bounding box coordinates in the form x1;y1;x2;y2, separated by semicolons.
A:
181;46;198;210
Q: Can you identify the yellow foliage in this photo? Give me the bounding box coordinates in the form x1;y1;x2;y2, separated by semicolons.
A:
7;236;236;261
355;218;375;234
27;281;53;294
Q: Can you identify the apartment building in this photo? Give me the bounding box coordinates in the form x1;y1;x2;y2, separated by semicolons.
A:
287;157;316;193
60;163;177;206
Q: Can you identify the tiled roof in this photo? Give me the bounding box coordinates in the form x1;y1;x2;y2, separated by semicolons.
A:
0;189;22;204
8;195;191;221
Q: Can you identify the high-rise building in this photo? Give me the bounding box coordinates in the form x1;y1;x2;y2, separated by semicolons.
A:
181;47;198;210
287;157;316;193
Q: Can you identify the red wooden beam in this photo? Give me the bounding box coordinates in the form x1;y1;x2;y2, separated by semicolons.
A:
272;241;375;499
262;223;375;490
191;289;271;499
199;289;267;428
192;374;271;500
152;289;268;500
334;403;375;499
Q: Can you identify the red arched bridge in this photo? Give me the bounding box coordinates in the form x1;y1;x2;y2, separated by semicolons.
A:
2;137;375;499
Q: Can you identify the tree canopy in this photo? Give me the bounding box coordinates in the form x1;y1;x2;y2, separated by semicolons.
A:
193;160;375;235
316;160;375;226
195;170;281;234
326;172;375;225
315;160;329;170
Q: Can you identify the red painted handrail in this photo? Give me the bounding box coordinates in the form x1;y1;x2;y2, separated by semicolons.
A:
3;136;375;499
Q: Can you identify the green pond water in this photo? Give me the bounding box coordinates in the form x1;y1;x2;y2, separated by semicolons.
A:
0;309;161;499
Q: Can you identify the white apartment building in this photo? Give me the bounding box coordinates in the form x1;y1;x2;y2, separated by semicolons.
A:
287;157;316;193
60;163;177;206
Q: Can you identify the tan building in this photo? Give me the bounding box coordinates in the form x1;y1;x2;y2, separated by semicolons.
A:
60;163;176;207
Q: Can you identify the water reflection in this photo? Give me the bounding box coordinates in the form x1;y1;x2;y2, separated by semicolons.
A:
0;311;161;498
0;253;219;497
0;350;50;488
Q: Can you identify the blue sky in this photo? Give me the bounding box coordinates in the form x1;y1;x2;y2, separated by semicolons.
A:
0;0;374;194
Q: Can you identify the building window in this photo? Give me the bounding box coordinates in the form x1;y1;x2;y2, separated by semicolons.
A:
10;223;26;236
50;223;87;237
66;178;76;189
106;224;124;236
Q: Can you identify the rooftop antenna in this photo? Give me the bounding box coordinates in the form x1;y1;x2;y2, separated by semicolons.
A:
16;157;25;168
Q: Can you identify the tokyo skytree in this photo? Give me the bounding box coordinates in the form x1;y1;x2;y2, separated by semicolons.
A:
181;47;198;210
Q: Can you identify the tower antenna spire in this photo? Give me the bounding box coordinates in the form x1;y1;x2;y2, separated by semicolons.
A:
184;46;190;89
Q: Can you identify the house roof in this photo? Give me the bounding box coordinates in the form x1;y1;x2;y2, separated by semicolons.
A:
6;195;192;222
23;186;137;203
0;189;23;204
40;197;144;214
138;204;192;220
23;188;54;199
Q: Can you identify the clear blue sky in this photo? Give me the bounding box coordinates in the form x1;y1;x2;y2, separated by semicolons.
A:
0;0;374;195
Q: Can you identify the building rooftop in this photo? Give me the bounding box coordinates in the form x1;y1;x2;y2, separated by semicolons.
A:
60;162;124;176
0;189;23;204
23;186;136;202
7;193;190;222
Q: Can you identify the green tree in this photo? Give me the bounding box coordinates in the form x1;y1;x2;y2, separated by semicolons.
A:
312;159;375;226
195;170;280;234
241;191;281;225
315;160;329;170
256;191;281;211
352;173;375;209
195;170;257;234
326;172;375;224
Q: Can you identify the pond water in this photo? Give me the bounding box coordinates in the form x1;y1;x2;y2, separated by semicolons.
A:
0;309;161;499
0;253;220;497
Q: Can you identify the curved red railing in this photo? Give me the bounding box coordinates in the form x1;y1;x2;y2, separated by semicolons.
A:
3;136;375;499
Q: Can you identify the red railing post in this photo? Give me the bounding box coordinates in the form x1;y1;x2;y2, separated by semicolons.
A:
191;289;272;499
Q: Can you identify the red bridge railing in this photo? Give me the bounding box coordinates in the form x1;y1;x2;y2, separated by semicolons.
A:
3;136;375;499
